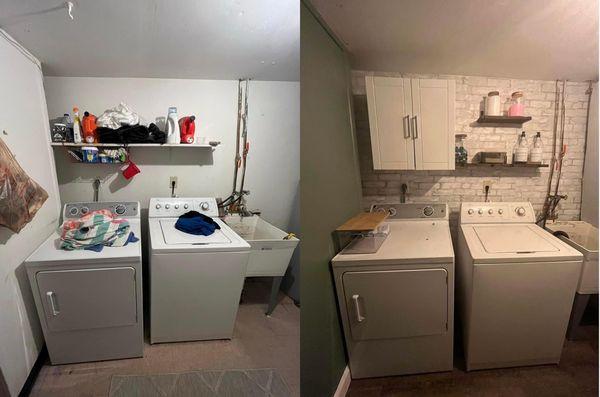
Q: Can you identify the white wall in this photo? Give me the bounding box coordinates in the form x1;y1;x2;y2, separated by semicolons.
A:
581;82;598;227
44;77;299;232
0;31;61;396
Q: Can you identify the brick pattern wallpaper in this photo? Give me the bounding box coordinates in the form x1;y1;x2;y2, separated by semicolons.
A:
352;70;591;224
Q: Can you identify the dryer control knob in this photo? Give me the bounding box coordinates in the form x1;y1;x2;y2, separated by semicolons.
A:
478;209;484;214
516;207;526;216
155;204;161;209
201;202;209;211
498;209;504;214
115;204;126;215
423;206;434;217
488;209;494;215
183;203;189;209
174;204;180;209
69;207;79;216
165;204;170;209
80;206;89;215
468;209;474;215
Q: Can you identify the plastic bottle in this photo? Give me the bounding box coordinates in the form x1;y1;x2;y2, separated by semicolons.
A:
530;132;543;163
514;131;529;163
166;107;180;144
72;107;82;143
179;115;196;144
82;111;98;143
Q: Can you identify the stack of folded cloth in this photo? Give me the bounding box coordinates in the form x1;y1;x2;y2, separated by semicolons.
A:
59;210;138;252
175;211;221;236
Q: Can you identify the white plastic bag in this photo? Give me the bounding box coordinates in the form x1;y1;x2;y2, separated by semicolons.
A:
96;102;140;129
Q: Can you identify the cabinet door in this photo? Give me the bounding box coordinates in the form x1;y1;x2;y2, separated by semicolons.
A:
366;76;415;170
343;268;448;341
36;267;137;332
411;79;455;170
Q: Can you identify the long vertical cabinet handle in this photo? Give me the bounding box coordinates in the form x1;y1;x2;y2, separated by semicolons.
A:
403;115;410;138
46;291;60;316
352;294;365;323
412;116;419;139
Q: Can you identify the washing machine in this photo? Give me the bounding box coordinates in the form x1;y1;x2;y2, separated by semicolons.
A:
148;197;250;343
25;202;143;364
456;202;583;371
332;203;454;379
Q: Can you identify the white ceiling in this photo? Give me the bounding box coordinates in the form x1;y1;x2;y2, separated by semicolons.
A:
310;0;599;81
0;0;299;81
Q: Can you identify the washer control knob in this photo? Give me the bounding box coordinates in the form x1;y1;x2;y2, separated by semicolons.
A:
478;208;484;214
516;207;526;216
155;203;161;209
183;203;189;209
165;204;170;209
488;209;494;215
115;204;126;215
80;206;89;215
201;202;210;211
423;206;434;217
69;207;79;216
467;209;474;215
498;209;504;214
174;204;180;209
388;207;397;217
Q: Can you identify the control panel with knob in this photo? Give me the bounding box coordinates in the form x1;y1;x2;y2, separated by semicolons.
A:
460;202;535;224
149;198;219;218
115;204;126;215
200;202;210;211
80;206;89;215
423;206;434;217
63;201;139;219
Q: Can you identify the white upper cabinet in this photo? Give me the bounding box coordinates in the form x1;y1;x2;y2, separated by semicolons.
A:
366;76;455;170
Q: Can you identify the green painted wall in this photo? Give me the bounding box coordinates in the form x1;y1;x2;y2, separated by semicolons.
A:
300;3;363;396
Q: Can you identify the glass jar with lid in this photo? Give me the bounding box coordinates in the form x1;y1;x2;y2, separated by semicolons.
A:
508;91;524;116
485;91;501;116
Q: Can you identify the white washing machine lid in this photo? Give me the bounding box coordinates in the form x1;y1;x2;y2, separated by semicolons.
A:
25;220;142;266
150;217;250;253
461;224;582;263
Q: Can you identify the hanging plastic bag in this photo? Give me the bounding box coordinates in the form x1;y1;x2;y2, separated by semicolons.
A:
0;137;48;233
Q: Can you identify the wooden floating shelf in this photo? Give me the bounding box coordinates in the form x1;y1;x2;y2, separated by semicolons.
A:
337;212;388;233
475;115;532;125
51;142;218;148
458;162;549;168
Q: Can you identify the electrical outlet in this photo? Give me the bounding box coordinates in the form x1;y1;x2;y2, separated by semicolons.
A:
169;176;178;188
482;180;494;193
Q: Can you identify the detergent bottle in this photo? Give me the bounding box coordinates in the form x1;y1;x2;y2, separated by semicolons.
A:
166;107;180;144
82;111;98;143
72;107;82;143
179;115;196;144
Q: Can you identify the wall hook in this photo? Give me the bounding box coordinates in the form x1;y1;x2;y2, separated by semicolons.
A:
66;2;74;20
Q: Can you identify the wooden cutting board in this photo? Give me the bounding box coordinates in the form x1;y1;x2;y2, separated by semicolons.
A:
336;212;387;232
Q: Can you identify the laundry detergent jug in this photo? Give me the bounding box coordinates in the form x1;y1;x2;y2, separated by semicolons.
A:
166;107;180;144
179;116;196;144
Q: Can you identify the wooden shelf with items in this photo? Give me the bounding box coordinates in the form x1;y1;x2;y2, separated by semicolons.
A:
475;114;532;125
457;162;549;168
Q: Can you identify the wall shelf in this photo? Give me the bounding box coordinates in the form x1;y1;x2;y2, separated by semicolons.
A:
457;162;548;168
475;115;532;125
50;142;219;148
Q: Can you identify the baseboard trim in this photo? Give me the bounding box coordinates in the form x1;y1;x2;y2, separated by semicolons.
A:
333;366;351;397
18;345;47;397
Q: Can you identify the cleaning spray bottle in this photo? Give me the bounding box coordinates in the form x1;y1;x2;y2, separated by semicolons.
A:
72;107;82;143
166;107;180;144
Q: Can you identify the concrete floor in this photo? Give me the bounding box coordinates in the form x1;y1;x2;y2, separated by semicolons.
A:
347;326;598;397
30;278;300;397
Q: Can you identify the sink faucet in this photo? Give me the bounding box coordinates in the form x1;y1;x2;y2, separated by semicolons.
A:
400;183;408;203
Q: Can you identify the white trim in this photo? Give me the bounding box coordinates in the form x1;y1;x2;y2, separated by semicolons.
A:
333;366;351;397
0;28;41;69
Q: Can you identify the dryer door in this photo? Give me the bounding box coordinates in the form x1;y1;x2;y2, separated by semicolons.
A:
36;267;138;332
343;268;448;341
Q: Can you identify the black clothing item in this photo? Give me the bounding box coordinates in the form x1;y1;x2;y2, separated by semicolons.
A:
97;123;166;144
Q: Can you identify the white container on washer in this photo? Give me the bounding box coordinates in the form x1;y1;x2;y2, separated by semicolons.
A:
485;91;502;116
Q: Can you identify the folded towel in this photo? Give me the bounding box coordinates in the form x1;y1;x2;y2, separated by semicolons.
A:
175;211;221;236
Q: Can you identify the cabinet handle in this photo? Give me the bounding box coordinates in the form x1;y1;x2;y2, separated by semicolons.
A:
46;291;59;316
352;294;365;323
412;116;419;139
403;115;410;138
